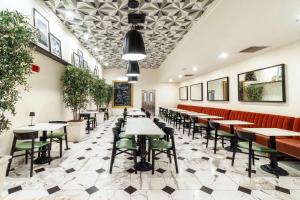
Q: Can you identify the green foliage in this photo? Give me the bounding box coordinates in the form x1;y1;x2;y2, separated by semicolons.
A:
245;85;263;101
90;77;106;110
62;66;92;120
0;10;35;132
104;84;113;108
245;71;257;81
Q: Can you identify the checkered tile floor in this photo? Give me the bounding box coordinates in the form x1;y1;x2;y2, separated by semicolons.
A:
2;117;300;200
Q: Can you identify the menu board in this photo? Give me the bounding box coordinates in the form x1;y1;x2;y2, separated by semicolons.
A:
113;81;132;107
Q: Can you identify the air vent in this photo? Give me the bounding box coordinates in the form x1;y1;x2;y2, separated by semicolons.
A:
184;74;193;77
239;46;268;53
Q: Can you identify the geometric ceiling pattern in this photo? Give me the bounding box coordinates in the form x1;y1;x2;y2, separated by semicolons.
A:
44;0;215;69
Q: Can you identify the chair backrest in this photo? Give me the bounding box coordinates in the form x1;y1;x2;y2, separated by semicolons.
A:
153;118;159;123
13;130;39;140
156;122;166;129
146;111;151;118
141;108;145;112
115;121;121;127
235;129;256;141
163;127;175;146
208;121;220;130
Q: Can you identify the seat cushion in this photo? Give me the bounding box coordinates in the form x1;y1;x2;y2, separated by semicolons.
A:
16;141;50;150
238;141;276;153
119;132;135;139
47;132;65;138
147;135;165;140
276;138;300;159
149;140;172;150
217;130;235;137
116;139;137;150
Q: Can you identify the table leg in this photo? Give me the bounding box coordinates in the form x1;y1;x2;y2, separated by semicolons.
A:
203;119;213;140
135;135;152;171
34;131;51;164
224;125;241;152
260;136;288;176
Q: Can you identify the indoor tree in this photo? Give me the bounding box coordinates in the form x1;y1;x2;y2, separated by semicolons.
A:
0;10;36;133
62;66;92;121
90;77;106;111
104;84;113;109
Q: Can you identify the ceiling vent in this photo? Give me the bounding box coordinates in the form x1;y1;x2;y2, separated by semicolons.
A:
239;46;268;53
184;74;193;77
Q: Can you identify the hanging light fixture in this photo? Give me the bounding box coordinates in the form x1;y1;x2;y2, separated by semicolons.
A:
126;61;140;77
122;28;146;61
128;76;138;84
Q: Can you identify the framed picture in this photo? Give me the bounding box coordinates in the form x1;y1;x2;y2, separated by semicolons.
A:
179;86;188;100
49;33;62;58
238;64;286;102
190;83;203;101
113;81;133;108
83;60;88;68
73;52;80;67
207;77;229;101
33;8;50;50
77;49;84;67
94;66;99;76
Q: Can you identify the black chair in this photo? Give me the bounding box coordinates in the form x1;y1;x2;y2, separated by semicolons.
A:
48;121;69;157
232;129;278;178
149;127;179;174
6;131;51;177
109;127;137;174
191;117;206;140
141;108;145;112
146;111;151;118
181;114;192;135
208;121;235;154
153;118;159;124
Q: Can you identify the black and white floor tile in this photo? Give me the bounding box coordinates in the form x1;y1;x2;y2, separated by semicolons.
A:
2;117;300;200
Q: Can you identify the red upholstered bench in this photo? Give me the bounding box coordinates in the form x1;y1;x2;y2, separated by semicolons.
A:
276;118;300;159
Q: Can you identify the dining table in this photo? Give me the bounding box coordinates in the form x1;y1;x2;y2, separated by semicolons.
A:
197;115;224;140
81;110;98;133
124;118;165;171
127;110;146;117
243;128;300;176
212;120;254;152
14;122;68;164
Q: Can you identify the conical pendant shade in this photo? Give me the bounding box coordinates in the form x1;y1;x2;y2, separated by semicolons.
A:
126;61;140;77
128;76;138;83
122;29;146;61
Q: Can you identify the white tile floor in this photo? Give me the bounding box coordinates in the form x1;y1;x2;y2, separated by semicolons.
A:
2;117;300;200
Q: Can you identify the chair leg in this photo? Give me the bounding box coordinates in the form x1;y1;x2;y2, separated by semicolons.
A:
148;144;151;162
133;150;137;174
109;148;116;174
172;147;179;173
59;138;63;158
25;150;28;164
252;151;255;165
248;149;252;178
30;149;34;177
50;138;52;150
65;134;69;150
231;147;236;166
206;131;209;148
152;150;155;174
192;131;195;140
214;135;218;154
222;137;225;148
167;150;172;163
48;145;51;164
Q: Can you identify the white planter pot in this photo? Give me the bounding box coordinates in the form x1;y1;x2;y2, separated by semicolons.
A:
67;120;87;142
96;112;104;124
0;155;11;197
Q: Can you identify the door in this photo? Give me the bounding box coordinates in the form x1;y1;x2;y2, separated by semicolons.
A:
142;90;156;116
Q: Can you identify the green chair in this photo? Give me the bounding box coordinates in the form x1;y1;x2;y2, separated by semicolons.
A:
48;121;69;157
208;121;235;154
191;116;206;140
109;127;137;174
147;122;166;162
181;113;192;135
149;127;178;174
232;129;278;178
114;124;134;140
6;131;51;177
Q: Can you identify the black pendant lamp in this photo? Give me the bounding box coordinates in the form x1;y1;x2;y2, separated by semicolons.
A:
126;61;140;77
128;76;138;84
122;29;146;61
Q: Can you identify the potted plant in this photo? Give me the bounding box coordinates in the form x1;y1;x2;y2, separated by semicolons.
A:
0;10;35;195
103;84;113;119
62;66;92;142
90;77;106;124
245;85;264;101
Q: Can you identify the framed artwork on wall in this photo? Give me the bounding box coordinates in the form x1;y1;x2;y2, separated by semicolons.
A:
49;33;62;58
190;83;203;101
73;52;80;67
83;60;88;68
77;49;84;67
179;86;188;100
238;64;286;102
33;8;50;51
207;77;229;101
113;81;133;108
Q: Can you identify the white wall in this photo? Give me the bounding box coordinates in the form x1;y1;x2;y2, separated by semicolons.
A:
177;41;300;117
103;68;179;115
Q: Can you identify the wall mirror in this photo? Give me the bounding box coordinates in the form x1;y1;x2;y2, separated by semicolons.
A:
238;64;286;102
207;77;229;101
190;83;203;101
179;86;188;100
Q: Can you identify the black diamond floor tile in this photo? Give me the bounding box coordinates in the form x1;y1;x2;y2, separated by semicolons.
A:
127;168;135;174
191;148;198;151
201;156;210;160
34;168;45;173
177;157;185;160
246;168;256;174
86;186;99;195
8;186;22;194
238;186;252;194
156;168;166;173
124;186;137;194
183;142;190;145
226;156;233;160
77;156;85;160
186;168;196;174
47;186;60;194
85;148;92;151
200;186;213;194
154;157;160;160
92;141;97;144
127;157;134;160
275;186;290;194
66;168;75;173
97;136;101;139
216;168;226;174
96;168;105;174
162;186;175;194
102;156;110;160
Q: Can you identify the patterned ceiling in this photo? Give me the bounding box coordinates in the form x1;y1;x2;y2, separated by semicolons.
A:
44;0;215;69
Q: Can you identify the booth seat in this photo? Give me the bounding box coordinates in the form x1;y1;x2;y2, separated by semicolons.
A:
276;118;300;159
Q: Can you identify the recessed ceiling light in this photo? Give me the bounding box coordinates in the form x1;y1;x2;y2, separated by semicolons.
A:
104;62;109;67
66;11;74;20
178;74;183;78
219;52;228;59
192;67;198;72
169;79;173;82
